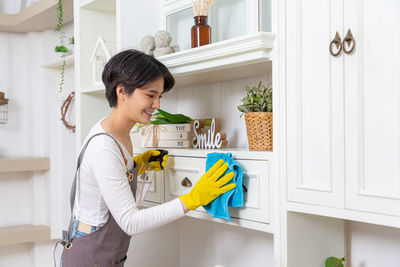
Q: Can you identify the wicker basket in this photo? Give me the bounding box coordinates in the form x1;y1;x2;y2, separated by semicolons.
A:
244;112;273;151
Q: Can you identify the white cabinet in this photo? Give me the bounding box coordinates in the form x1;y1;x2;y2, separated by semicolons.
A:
286;0;345;208
286;0;400;216
344;0;400;216
163;152;271;228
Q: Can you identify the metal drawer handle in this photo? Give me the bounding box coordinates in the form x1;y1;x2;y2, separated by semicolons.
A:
181;177;192;187
343;28;355;54
329;31;343;57
242;184;248;193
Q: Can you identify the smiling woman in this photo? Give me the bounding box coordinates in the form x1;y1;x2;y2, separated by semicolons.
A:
60;49;235;267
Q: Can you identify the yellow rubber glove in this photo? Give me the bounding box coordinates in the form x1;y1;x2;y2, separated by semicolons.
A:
134;150;168;175
180;159;236;210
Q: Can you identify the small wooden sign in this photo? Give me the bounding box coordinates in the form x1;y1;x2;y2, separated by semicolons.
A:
192;118;227;149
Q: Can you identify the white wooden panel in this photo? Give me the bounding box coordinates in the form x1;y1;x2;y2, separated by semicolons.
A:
78;93;111;146
287;212;345;267
345;0;400;216
286;0;344;207
230;159;269;223
79;8;116;91
144;169;165;204
160;74;271;149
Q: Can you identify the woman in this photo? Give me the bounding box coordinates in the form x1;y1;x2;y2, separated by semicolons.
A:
61;49;235;266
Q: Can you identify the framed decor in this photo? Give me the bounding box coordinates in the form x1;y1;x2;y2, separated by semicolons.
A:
89;36;115;87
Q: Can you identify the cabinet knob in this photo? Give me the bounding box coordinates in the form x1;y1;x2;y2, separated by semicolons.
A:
330;32;343;57
242;184;248;193
343;29;355;54
181;177;192;187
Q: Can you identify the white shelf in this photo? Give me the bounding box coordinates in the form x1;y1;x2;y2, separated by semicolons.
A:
80;0;116;12
41;55;74;70
132;147;273;161
0;0;73;33
0;225;50;246
186;211;273;234
81;86;105;94
157;32;275;89
0;157;50;173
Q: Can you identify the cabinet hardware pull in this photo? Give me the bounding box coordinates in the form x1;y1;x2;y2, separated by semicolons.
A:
343;29;355;54
242;184;248;193
329;32;343;57
181;177;192;187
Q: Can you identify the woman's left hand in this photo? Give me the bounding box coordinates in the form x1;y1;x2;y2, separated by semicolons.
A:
134;150;168;175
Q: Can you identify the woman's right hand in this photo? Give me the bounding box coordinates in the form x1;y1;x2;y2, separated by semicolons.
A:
179;159;236;211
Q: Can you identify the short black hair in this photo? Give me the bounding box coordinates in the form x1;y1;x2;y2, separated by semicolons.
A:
102;49;175;107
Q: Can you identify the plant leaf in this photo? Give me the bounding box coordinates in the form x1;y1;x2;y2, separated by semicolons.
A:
325;257;344;267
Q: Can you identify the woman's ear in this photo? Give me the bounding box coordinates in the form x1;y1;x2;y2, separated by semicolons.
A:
116;85;126;102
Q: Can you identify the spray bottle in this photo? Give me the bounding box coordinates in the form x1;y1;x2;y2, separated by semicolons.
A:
135;149;168;207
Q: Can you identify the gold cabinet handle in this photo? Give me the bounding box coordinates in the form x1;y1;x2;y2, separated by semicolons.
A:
330;31;343;57
181;177;192;187
343;29;355;54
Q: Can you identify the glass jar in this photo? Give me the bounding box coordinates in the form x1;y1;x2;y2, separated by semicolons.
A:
191;16;211;48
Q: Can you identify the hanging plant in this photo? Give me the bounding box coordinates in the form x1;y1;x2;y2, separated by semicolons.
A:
55;0;68;93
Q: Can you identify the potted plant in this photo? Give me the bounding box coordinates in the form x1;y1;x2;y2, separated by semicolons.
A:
54;45;71;56
238;81;273;151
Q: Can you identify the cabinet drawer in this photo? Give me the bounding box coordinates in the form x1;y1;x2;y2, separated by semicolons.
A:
164;156;206;207
230;159;269;224
165;156;269;224
143;171;164;204
133;153;164;204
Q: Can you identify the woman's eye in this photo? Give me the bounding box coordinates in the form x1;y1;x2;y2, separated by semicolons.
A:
147;94;154;98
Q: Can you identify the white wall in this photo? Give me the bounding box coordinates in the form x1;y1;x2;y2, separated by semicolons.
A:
0;22;75;267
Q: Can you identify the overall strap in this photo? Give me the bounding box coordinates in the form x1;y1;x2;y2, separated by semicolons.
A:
63;132;131;248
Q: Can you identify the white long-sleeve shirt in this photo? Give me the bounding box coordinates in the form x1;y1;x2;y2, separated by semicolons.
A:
73;120;184;236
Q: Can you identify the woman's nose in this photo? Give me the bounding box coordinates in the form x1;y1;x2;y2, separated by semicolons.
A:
152;98;160;109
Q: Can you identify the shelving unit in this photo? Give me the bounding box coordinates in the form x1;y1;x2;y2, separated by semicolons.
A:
0;157;50;173
158;32;274;88
77;32;274;93
0;0;73;33
0;156;51;247
0;225;50;246
75;0;276;266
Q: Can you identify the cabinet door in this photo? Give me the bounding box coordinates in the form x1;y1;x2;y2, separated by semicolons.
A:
286;0;345;207
345;0;400;216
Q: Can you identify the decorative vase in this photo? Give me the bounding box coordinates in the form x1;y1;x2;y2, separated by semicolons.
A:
245;112;273;151
191;16;211;48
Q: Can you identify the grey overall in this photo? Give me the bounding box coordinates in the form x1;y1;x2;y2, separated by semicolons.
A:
61;133;137;267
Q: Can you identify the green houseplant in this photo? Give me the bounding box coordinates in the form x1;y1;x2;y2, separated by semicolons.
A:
55;0;67;93
238;81;273;151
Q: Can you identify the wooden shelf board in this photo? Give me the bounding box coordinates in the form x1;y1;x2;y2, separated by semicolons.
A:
41;55;74;70
80;0;116;12
0;0;73;33
0;157;50;173
157;32;275;89
81;86;105;94
0;225;50;246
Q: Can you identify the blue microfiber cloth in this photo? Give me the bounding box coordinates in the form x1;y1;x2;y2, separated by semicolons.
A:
203;152;243;221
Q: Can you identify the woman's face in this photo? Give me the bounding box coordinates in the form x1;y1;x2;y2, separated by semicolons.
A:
119;77;164;124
